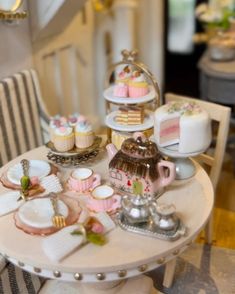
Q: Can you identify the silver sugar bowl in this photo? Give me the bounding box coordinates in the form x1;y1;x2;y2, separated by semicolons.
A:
150;203;179;231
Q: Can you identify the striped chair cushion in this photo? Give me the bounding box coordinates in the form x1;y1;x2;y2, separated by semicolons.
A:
0;69;49;167
0;262;45;294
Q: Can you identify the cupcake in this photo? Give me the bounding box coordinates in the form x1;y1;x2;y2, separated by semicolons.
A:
75;116;94;149
68;113;80;130
54;126;75;152
113;65;132;97
129;70;149;98
49;115;61;143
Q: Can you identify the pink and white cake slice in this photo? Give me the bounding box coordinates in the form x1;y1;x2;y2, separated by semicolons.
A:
154;102;212;153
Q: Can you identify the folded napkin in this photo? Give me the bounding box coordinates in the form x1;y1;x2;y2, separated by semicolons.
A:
0;191;23;216
40;175;63;195
42;212;116;262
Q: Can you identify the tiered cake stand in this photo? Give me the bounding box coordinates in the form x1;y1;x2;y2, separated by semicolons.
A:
104;50;161;143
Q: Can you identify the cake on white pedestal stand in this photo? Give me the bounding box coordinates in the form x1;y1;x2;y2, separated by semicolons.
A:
157;143;208;180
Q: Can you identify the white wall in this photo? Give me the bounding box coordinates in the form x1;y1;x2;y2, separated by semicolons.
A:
0;2;33;79
137;0;164;98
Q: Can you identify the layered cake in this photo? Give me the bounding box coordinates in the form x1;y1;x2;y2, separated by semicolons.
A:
154;101;212;153
116;106;144;125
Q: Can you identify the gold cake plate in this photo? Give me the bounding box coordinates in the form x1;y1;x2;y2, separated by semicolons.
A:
46;136;103;167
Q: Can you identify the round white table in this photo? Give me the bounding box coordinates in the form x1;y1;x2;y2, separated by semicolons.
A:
0;146;214;294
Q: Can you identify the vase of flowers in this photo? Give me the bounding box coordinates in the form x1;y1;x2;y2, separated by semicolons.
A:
195;0;235;39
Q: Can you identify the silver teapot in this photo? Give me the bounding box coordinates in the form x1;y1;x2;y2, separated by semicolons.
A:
121;194;151;224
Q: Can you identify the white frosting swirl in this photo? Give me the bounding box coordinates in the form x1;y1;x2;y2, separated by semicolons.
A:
76;121;93;133
55;126;73;136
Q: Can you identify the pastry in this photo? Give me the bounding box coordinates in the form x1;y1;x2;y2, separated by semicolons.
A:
49;115;61;143
75;116;94;148
113;65;131;97
116;106;144;125
54;126;75;152
129;70;149;98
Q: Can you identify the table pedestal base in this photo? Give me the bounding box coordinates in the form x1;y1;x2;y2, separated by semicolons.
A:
39;275;160;294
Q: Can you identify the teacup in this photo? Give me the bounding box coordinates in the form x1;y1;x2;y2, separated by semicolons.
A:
87;185;121;212
68;168;101;193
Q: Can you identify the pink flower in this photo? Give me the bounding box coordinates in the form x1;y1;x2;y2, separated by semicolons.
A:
91;222;104;234
30;176;39;186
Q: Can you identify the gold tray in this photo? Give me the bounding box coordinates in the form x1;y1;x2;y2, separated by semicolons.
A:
45;136;102;156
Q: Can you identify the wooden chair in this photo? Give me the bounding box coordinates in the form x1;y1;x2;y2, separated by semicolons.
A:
0;69;49;167
163;93;231;288
0;69;50;293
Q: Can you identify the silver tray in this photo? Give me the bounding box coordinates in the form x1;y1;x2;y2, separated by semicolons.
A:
117;212;187;241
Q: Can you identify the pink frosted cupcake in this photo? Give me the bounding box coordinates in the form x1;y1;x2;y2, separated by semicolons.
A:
54;126;75;152
75;116;94;149
113;65;131;97
129;70;149;98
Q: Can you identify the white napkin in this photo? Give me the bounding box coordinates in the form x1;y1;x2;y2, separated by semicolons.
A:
42;212;116;262
40;175;63;194
0;191;23;216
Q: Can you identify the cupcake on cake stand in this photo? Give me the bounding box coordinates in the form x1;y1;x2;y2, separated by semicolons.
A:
103;49;161;146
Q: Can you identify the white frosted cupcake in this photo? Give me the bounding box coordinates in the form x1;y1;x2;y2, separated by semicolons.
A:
49;115;61;143
54;126;75;152
68;113;80;130
75;116;94;149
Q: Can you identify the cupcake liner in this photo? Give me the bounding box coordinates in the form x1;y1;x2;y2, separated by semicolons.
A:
54;134;75;152
129;86;149;98
75;132;94;148
113;84;128;97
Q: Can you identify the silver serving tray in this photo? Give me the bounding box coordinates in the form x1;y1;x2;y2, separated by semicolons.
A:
117;212;187;241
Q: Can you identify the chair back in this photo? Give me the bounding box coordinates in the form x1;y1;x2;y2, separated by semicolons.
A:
165;93;231;190
0;69;49;166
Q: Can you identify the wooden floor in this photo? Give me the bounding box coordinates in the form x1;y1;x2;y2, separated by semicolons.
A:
197;148;235;250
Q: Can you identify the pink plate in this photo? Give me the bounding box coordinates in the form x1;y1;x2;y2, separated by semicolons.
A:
14;194;81;236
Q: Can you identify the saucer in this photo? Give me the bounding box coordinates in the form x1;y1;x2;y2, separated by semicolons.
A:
86;195;121;214
7;160;51;185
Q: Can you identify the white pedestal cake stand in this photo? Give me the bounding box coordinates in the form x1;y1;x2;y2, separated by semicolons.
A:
157;144;207;180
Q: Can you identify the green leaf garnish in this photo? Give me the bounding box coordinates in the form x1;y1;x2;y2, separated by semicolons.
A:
86;232;107;246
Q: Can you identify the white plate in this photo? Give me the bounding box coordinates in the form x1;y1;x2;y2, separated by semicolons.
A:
150;136;207;158
7;160;51;185
18;198;69;229
103;85;156;104
105;110;154;132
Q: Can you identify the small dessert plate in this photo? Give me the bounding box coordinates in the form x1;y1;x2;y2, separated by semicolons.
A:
14;195;81;236
7;160;51;185
18;198;69;229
